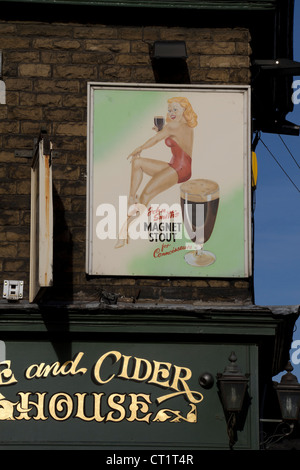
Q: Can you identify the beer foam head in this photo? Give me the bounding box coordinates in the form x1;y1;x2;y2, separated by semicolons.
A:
180;179;219;202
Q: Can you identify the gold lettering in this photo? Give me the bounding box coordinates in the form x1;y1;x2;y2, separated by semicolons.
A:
117;354;132;380
170;365;192;391
157;366;203;404
58;352;87;376
0;360;17;386
93;350;121;384
148;361;172;388
25;353;87;379
131;358;152;382
118;356;153;382
156;390;203;404
49;393;73;421
15;392;47;420
25;362;60;379
74;393;105;422
3;350;204;423
127;393;152;423
106;393;126;422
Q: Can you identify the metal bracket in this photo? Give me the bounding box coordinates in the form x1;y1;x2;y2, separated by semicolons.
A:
253;58;300;75
3;280;24;300
14;130;57;160
15;148;58;159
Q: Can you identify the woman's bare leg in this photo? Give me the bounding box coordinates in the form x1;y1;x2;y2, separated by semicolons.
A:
129;157;170;205
126;166;177;242
116;163;178;248
139;165;178;206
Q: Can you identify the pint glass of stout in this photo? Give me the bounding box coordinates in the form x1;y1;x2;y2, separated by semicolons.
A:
154;116;165;131
180;179;219;267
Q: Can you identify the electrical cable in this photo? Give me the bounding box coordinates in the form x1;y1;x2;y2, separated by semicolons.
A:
279;135;300;170
259;138;300;194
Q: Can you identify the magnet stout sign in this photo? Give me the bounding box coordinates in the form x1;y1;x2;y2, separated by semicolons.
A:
86;83;251;277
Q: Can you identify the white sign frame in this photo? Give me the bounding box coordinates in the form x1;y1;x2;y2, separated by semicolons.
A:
86;83;252;278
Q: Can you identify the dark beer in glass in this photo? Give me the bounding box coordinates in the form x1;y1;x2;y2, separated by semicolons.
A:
180;179;219;266
154;116;165;131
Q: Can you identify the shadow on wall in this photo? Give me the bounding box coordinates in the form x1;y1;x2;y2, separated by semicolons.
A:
39;185;74;363
41;184;74;304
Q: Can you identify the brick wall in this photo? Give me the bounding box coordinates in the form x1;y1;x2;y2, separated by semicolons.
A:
0;15;253;305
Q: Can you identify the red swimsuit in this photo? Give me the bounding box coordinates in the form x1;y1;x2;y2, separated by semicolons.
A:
165;137;192;183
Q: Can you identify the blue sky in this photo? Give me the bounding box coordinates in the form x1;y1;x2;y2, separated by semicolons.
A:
254;0;300;378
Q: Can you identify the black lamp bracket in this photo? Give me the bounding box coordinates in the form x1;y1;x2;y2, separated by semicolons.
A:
252;58;300;76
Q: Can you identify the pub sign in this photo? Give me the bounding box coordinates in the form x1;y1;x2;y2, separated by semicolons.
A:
0;338;258;449
86;83;251;278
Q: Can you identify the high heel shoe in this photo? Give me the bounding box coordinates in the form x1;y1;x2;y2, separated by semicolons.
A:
114;202;145;249
115;220;129;249
114;237;128;249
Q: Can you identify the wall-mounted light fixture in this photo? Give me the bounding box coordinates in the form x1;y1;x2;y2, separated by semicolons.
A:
152;41;188;60
252;58;300;136
259;361;300;449
273;361;300;422
151;41;190;84
217;352;250;449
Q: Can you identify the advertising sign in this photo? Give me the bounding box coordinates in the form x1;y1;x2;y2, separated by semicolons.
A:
86;83;251;277
0;338;258;449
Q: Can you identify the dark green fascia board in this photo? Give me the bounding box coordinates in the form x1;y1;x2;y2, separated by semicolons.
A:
0;302;297;336
0;302;297;375
0;0;277;9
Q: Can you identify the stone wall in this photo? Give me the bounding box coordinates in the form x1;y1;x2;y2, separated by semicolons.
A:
0;13;253;305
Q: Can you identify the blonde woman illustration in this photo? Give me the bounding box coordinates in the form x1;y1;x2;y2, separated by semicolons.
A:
115;96;198;248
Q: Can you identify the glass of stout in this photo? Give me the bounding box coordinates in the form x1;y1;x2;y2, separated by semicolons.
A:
180;179;219;267
154;116;165;131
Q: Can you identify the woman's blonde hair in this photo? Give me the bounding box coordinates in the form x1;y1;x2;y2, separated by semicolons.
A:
166;97;198;128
